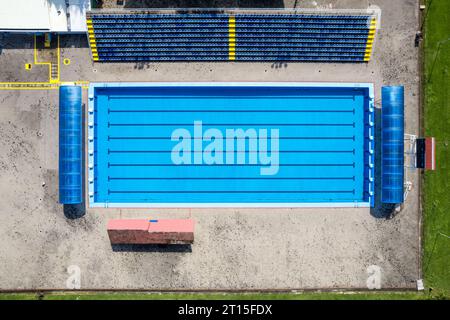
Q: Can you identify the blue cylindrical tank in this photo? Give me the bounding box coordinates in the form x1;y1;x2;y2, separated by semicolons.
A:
59;85;83;204
381;86;404;204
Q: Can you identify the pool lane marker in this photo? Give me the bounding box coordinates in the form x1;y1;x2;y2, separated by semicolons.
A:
229;16;236;61
364;18;377;62
87;19;99;62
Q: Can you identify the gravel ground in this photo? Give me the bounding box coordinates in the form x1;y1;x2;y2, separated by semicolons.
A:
0;0;422;290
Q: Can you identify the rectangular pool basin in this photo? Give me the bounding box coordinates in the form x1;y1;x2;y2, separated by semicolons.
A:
88;82;374;207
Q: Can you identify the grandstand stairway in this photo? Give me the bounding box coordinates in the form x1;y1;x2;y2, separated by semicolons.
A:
87;13;376;62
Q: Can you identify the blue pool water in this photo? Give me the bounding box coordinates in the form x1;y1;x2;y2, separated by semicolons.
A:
88;83;374;207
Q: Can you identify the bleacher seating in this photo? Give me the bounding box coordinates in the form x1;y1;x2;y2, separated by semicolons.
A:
87;13;376;62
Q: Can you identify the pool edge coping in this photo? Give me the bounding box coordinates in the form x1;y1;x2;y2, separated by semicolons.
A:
87;81;374;208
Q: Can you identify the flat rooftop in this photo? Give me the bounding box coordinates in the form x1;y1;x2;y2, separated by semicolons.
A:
0;0;90;32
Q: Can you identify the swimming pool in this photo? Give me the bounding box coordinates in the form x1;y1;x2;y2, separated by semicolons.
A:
88;82;374;207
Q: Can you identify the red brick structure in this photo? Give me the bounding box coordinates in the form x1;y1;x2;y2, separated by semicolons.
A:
425;137;436;170
107;219;195;245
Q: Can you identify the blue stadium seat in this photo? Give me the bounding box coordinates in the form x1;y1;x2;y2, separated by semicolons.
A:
88;13;375;62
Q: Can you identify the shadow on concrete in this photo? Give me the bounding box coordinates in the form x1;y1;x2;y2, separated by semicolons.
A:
0;33;88;50
370;107;397;219
59;34;89;49
0;33;34;50
124;0;285;8
64;203;86;219
111;243;192;252
271;61;289;69
371;202;397;219
133;61;152;70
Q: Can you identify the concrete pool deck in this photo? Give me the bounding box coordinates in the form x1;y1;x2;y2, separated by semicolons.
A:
0;0;421;290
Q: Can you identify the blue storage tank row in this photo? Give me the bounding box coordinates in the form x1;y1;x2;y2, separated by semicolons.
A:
381;86;404;204
59;85;83;204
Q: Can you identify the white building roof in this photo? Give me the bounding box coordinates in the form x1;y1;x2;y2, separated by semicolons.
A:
48;0;69;32
67;0;90;32
0;0;51;31
0;0;90;32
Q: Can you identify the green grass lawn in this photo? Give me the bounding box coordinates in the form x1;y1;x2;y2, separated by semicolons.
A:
0;291;434;300
422;0;450;298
